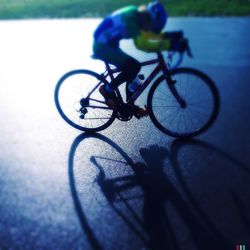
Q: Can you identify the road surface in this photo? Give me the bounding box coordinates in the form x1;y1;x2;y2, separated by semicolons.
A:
0;18;250;250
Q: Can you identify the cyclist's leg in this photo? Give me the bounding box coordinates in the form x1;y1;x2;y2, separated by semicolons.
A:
93;42;141;95
115;57;141;102
93;43;147;116
93;42;125;106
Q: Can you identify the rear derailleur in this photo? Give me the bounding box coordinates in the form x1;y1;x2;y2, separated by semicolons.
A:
78;98;89;119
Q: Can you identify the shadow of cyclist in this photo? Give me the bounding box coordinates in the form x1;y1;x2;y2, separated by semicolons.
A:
132;145;229;250
69;133;144;250
69;133;233;250
90;144;177;250
88;139;230;250
132;145;179;250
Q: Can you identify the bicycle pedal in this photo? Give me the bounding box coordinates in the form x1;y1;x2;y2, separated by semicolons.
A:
134;112;148;119
134;115;143;119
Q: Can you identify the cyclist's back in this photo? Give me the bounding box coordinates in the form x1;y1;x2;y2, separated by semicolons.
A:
94;6;140;45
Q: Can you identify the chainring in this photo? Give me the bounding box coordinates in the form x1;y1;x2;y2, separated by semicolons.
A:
116;104;133;121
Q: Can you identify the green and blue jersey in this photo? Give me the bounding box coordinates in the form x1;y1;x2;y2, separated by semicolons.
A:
93;5;170;65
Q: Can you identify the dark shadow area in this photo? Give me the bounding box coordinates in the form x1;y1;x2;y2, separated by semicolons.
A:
91;145;178;250
170;139;250;176
68;133;243;250
231;191;250;233
117;145;229;250
170;139;250;249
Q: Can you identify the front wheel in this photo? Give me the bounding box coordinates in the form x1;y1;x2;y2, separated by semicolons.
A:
148;67;220;138
54;69;117;132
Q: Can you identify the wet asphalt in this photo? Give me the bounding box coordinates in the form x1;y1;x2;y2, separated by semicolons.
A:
0;18;250;250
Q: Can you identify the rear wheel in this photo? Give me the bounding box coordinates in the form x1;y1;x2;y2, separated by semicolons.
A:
148;67;220;138
54;69;116;132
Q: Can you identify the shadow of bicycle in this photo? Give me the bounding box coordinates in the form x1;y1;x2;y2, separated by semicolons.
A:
68;133;249;250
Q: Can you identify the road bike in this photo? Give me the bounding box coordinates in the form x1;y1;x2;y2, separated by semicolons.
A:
54;51;219;138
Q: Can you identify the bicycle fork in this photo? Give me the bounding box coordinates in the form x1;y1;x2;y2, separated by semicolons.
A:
168;81;186;108
161;59;186;108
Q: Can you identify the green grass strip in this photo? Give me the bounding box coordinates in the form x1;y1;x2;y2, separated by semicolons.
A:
0;0;250;19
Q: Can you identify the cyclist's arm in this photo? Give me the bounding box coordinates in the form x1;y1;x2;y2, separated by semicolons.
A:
134;31;171;52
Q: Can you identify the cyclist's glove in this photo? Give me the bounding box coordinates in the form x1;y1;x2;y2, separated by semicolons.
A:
163;31;184;41
170;38;188;53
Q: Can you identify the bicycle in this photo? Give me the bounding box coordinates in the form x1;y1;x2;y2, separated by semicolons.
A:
54;49;220;138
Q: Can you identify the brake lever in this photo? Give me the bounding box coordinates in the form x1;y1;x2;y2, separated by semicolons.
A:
186;41;193;58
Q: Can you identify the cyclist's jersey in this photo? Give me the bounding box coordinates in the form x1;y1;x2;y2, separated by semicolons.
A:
94;6;140;44
93;5;170;53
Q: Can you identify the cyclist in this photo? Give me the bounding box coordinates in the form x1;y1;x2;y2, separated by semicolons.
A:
93;1;187;116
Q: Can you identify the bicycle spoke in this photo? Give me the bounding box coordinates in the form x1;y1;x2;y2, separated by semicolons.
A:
188;106;210;121
183;78;202;102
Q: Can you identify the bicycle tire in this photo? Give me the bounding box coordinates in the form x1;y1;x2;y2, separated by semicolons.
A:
147;67;220;138
54;69;117;132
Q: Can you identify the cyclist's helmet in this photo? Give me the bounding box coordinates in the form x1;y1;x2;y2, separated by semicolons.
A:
147;1;167;32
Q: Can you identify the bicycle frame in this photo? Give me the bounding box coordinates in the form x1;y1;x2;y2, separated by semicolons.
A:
102;52;172;104
86;52;183;109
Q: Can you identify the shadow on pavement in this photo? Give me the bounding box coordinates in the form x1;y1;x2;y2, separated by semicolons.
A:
170;139;250;249
68;133;103;250
231;191;250;233
68;133;248;250
68;133;137;250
